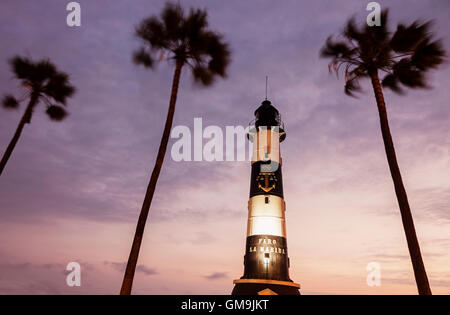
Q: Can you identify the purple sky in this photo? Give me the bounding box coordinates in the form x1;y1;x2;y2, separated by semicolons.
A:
0;0;449;294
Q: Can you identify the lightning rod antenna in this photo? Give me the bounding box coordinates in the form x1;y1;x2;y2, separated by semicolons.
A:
265;76;268;101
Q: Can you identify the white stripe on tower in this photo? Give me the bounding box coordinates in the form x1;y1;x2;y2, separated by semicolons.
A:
247;127;286;238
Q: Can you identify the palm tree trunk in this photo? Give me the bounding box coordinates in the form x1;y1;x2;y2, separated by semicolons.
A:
0;93;38;176
120;60;183;295
369;69;432;295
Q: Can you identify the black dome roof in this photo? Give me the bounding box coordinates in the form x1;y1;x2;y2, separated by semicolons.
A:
254;100;281;128
254;100;279;116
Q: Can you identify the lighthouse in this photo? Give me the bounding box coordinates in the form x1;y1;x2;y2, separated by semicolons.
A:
232;100;300;295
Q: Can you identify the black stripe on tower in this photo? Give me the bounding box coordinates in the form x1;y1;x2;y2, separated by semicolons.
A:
242;235;291;282
250;161;284;198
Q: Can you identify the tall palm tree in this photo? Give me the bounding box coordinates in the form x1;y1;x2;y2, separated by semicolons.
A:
0;56;76;176
320;10;445;295
120;2;230;295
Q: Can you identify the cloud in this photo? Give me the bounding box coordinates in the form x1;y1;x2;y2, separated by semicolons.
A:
0;262;66;272
383;274;450;289
0;261;67;294
103;261;157;276
204;272;228;280
136;265;158;276
412;188;450;223
189;232;217;245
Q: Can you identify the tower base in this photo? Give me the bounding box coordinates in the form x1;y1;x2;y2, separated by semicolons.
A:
232;279;300;295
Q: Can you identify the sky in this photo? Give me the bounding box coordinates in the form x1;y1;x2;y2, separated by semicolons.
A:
0;0;449;295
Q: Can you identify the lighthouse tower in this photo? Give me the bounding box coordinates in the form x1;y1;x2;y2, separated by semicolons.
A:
232;100;300;295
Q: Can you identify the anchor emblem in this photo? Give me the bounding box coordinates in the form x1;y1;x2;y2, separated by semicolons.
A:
257;173;277;193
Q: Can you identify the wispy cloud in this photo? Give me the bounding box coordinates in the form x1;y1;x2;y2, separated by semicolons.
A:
103;261;157;276
204;272;228;280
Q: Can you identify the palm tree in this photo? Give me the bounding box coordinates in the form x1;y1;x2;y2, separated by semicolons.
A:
120;2;230;295
320;10;446;295
0;56;76;176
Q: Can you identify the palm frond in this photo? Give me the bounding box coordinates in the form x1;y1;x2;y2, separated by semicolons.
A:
10;56;34;82
344;78;361;97
344;17;363;43
321;9;446;97
135;16;169;50
411;37;446;70
320;37;354;59
134;2;230;87
46;105;68;121
161;2;184;42
133;47;154;68
34;59;57;83
183;8;208;40
43;72;76;105
390;21;431;53
206;34;230;77
381;73;403;94
393;58;426;88
192;65;214;86
2;94;20;109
